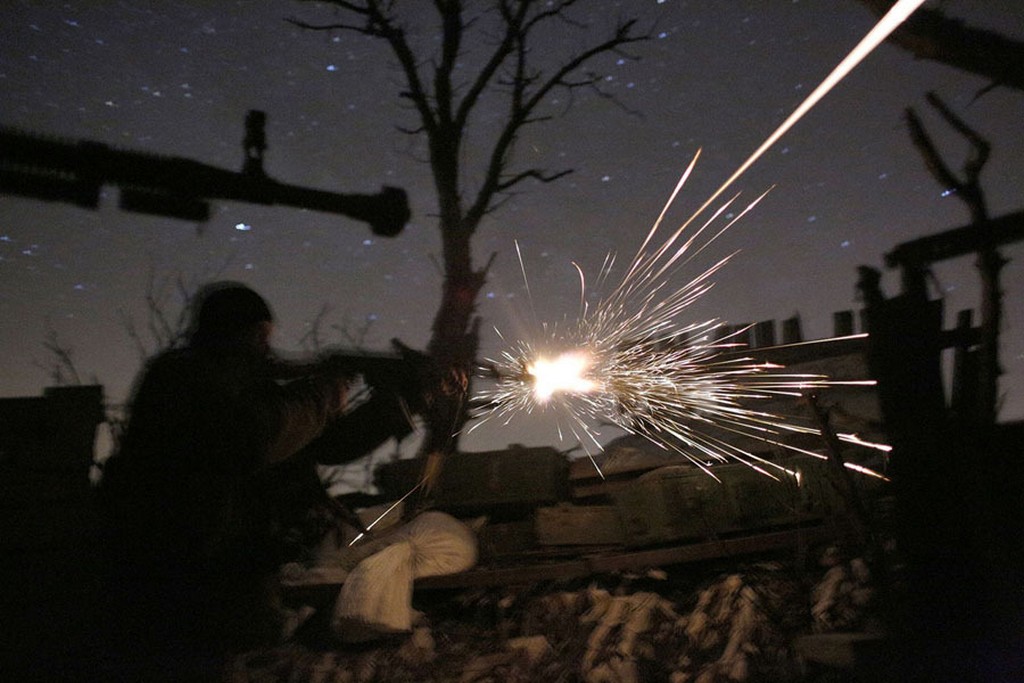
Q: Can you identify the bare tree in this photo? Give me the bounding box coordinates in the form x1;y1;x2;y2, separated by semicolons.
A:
291;1;647;460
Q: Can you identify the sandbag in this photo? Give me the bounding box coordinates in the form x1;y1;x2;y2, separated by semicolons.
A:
331;511;477;641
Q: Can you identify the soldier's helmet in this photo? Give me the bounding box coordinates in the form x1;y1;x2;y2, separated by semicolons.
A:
189;281;273;350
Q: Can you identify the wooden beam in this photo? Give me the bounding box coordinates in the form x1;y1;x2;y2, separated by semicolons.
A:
280;525;833;603
885;209;1024;267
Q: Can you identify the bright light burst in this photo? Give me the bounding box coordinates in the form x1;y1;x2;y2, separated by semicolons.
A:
528;352;597;402
473;153;885;482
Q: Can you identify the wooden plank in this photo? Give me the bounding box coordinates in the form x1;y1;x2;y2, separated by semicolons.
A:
425;525;831;587
281;525;831;602
588;526;831;573
417;558;593;589
571;476;649;501
477;520;537;558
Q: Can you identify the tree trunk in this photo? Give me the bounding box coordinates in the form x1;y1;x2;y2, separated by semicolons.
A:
421;216;484;458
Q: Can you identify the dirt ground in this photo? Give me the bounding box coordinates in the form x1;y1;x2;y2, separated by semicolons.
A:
228;552;878;683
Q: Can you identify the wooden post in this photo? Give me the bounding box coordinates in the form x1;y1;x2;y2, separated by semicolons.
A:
782;315;803;344
975;241;1006;426
754;320;775;348
806;394;872;550
833;310;855;337
949;309;977;420
731;324;752;348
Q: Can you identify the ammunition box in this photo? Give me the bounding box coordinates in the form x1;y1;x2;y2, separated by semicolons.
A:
613;459;823;547
375;445;570;515
535;504;627;546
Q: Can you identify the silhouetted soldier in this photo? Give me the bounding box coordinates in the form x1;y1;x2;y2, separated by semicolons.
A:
96;281;420;680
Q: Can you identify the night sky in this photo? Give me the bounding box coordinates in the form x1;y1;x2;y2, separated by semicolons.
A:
2;1;1022;459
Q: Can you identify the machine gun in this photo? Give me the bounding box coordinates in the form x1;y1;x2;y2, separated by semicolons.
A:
320;347;421;395
0;112;411;236
277;339;430;467
273;339;426;400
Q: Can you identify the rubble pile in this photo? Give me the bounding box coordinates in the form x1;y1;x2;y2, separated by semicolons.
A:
809;549;876;634
671;566;808;683
230;553;876;682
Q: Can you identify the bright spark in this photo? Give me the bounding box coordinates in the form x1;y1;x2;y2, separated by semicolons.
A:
529;352;597;402
347;483;419;547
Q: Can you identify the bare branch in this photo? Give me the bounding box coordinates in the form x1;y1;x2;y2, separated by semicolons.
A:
117;269;197;360
118;308;149;362
904;109;961;196
298;303;333;354
495;167;572;192
905;92;991;223
36;322;82;386
285;17;367;34
294;2;645;227
288;0;375;34
452;1;529;134
855;0;1024;93
467;14;646;224
924;91;990;193
290;2;439;134
332;314;376;349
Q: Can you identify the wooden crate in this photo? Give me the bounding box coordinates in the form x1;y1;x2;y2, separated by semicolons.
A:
566;434;691;502
477;519;537;558
375;445;570;514
613;460;819;547
535;504;627;546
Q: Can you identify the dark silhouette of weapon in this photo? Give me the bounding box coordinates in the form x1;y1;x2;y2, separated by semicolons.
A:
0;110;410;236
268;339;432;468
